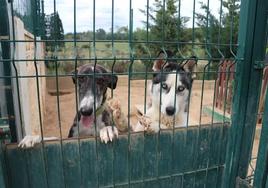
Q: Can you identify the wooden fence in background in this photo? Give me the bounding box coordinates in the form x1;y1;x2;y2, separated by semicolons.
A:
215;60;268;124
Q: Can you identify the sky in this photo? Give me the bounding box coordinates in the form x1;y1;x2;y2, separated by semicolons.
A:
44;0;223;33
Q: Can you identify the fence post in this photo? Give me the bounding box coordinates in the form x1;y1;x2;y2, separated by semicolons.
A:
222;0;268;187
254;87;268;187
1;0;19;143
0;143;7;188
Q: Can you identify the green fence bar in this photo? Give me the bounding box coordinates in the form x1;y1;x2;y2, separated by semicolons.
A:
254;87;268;187
0;0;19;142
222;0;268;187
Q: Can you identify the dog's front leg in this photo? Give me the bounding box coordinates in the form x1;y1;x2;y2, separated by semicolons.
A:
18;135;58;148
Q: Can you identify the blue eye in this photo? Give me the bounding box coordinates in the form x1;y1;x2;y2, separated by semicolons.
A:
177;86;185;92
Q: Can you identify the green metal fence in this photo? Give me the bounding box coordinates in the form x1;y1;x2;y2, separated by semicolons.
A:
254;81;268;188
0;0;268;187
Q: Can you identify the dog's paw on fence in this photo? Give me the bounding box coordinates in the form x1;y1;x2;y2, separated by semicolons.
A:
99;126;119;144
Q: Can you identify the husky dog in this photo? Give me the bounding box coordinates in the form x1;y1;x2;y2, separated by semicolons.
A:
134;50;197;132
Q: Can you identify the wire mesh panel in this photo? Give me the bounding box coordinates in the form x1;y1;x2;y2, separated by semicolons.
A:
2;125;227;188
3;0;266;187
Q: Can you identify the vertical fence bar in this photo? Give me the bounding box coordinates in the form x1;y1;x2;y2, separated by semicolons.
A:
142;1;151;187
32;0;49;187
9;0;23;142
52;0;63;142
229;0;237;58
110;0;116;98
214;2;226;185
127;1;133;186
222;0;268;187
161;0;165;47
158;2;167;186
216;0;224;59
177;0;184;57
205;0;212;80
52;0;66;187
91;0;100;187
110;1;116;187
191;0;196;55
72;0;82;187
33;0;44;142
143;0;150;115
0;143;7;188
254;87;268;187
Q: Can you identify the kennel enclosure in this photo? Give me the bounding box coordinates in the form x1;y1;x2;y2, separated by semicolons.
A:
0;0;268;187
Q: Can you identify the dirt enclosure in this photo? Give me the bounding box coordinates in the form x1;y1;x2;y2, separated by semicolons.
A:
43;77;219;138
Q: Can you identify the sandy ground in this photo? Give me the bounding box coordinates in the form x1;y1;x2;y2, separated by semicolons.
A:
43;79;217;138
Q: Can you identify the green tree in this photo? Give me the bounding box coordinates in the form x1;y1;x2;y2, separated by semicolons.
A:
195;0;240;59
194;0;239;80
96;28;106;40
195;2;221;59
221;0;240;57
136;0;190;64
106;26;128;40
116;26;128;40
45;12;64;51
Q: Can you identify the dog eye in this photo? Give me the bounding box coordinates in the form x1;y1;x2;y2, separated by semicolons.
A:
177;86;185;92
162;83;168;90
78;77;85;83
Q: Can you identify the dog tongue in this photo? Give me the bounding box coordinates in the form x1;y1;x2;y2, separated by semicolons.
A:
81;115;94;127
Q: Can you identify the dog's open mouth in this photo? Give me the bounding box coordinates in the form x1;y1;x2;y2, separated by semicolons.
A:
81;115;94;127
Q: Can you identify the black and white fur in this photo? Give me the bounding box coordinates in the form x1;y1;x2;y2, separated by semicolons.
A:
68;64;119;143
134;51;197;132
19;64;119;148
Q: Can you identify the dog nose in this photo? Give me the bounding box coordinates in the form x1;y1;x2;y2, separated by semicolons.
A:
166;106;175;116
80;107;93;116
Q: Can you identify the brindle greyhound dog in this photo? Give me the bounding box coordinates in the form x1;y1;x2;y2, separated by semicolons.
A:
68;64;120;143
19;64;122;148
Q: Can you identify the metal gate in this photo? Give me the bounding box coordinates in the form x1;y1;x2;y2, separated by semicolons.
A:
253;87;268;187
222;0;268;187
0;0;267;187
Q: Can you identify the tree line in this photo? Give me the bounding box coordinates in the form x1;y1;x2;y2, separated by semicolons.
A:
44;0;239;60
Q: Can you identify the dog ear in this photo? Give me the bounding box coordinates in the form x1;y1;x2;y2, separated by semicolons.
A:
182;56;197;78
152;51;166;71
94;65;118;89
100;74;118;89
71;69;78;84
107;74;118;89
152;50;174;71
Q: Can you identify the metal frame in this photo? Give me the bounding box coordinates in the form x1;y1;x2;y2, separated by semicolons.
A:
222;0;268;187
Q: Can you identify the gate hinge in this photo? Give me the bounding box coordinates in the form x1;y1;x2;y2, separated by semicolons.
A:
236;177;253;188
254;61;268;69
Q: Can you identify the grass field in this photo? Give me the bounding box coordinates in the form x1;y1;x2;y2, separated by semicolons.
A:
46;41;148;77
59;41;130;58
46;40;213;81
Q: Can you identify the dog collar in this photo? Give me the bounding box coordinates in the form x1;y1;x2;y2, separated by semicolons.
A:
95;104;106;117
